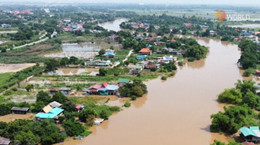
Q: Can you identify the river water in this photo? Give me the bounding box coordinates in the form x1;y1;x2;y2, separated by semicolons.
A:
58;38;243;145
98;18;128;32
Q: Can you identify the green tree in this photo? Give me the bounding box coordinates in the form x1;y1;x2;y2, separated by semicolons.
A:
98;68;107;76
52;92;68;104
132;86;143;97
36;91;51;104
44;59;60;72
25;84;33;92
99;49;105;56
242;91;260;109
60;57;70;66
235;80;257;95
217;89;242;104
79;109;97;124
14;131;40;145
62;120;85;136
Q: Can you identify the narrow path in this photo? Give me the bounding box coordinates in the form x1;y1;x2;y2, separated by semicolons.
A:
111;49;133;68
1;31;57;52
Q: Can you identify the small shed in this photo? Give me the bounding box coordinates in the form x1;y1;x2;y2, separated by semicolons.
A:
118;78;130;86
49;101;62;108
11;107;29;114
0;136;10;145
76;104;84;112
49;89;58;95
256;70;260;76
103;52;115;58
59;88;71;95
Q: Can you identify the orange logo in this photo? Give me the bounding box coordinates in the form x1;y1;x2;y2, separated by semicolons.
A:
215;10;226;22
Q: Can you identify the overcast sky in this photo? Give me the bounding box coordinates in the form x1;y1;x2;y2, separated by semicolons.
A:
2;0;260;6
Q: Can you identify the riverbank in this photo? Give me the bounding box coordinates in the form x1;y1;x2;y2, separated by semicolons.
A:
55;37;244;145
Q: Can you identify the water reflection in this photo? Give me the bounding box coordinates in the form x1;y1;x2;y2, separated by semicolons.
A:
99;18;128;32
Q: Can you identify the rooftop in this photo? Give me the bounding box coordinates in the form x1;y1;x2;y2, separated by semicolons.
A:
11;107;29;112
118;78;130;84
240;126;260;137
36;108;64;119
139;48;151;53
0;136;10;145
49;101;62;108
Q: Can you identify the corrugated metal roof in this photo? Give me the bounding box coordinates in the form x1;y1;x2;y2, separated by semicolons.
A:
106;85;119;91
118;78;130;83
240;126;260;137
36;108;64;119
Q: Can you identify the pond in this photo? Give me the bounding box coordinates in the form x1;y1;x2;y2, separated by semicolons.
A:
98;18;128;32
44;42;101;59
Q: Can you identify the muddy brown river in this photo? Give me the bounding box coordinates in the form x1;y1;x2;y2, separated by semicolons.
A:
58;38;242;145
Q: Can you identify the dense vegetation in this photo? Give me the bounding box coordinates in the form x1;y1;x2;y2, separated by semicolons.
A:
211;80;260;135
119;79;147;99
238;39;260;69
0;119;66;145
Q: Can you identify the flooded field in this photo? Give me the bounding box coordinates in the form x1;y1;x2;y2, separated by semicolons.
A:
53;68;99;76
0;63;35;73
0;113;34;123
229;24;260;28
99;18;128;32
58;38;243;145
44;43;100;59
0;30;18;34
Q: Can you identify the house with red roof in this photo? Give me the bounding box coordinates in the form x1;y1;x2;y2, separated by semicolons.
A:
139;48;152;55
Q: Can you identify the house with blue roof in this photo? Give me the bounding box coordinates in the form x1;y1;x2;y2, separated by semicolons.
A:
146;44;153;48
137;55;146;60
103;52;115;58
240;126;260;142
36;107;64;120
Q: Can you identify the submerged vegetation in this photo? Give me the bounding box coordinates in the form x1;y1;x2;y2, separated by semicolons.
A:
211;80;260;135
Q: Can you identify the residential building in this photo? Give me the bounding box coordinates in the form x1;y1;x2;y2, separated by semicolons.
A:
139;48;152;55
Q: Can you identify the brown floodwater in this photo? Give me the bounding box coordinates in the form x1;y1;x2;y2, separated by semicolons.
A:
58;38;243;145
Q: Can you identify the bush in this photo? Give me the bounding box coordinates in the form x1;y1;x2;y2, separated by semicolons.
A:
210;105;254;134
100;110;109;120
242;68;255;77
161;76;167;80
187;57;195;62
150;67;157;72
123;101;131;107
131;95;137;100
178;61;184;66
62;120;85;136
217;89;242;104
